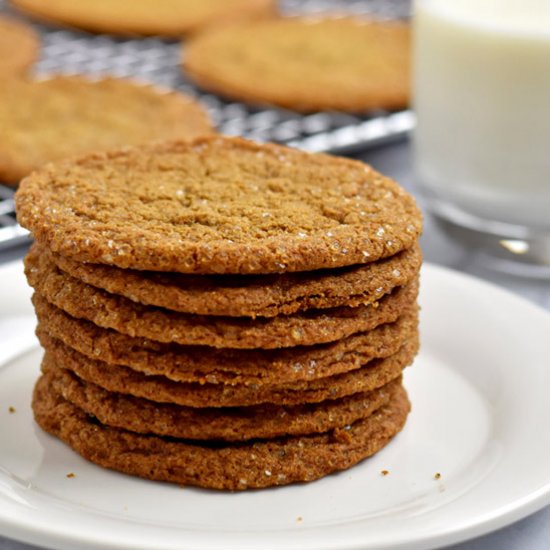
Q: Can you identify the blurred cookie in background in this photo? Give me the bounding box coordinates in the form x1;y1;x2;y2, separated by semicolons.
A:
184;17;410;113
0;76;213;185
0;15;39;77
10;0;277;36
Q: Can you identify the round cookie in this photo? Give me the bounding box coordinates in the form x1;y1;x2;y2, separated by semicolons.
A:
33;377;410;490
16;137;422;273
47;366;402;441
34;292;418;385
10;0;276;36
26;250;419;349
184;17;410;113
42;241;422;317
0;16;39;78
1;77;213;185
39;334;418;407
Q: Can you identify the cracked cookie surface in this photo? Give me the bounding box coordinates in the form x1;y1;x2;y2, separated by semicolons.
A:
16;136;422;272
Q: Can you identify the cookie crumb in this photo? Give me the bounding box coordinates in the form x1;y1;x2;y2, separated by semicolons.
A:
66;472;75;478
381;469;390;476
8;406;16;413
434;472;441;480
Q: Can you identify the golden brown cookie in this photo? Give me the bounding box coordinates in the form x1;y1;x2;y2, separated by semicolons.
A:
1;77;213;185
32;375;410;490
34;292;418;385
184;17;410;113
39;333;418;408
26;249;419;349
16;137;422;273
10;0;276;36
42;241;421;317
0;16;39;78
47;365;402;441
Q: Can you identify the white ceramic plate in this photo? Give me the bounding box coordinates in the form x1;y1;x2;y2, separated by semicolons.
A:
1;261;550;550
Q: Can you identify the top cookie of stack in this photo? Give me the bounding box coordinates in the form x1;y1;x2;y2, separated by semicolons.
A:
17;136;423;490
16;136;421;274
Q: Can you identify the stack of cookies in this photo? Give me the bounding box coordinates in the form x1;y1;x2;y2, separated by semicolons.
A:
16;136;422;490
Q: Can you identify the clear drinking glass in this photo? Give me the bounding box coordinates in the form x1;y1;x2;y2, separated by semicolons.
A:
413;0;550;276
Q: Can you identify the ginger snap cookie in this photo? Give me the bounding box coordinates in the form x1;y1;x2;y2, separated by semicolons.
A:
34;293;418;385
10;0;277;36
39;333;417;408
26;249;419;349
33;376;410;490
22;134;422;489
41;241;422;317
184;17;410;113
0;77;213;185
16;136;422;272
0;16;39;78
46;366;403;441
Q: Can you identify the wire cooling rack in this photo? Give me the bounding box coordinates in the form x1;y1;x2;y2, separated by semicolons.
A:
0;0;413;251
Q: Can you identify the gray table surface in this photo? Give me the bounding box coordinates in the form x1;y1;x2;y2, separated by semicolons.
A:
1;140;549;550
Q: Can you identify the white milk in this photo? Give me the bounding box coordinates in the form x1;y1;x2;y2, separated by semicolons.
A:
414;0;550;230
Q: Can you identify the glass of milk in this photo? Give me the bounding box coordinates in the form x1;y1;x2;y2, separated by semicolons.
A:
414;0;550;275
